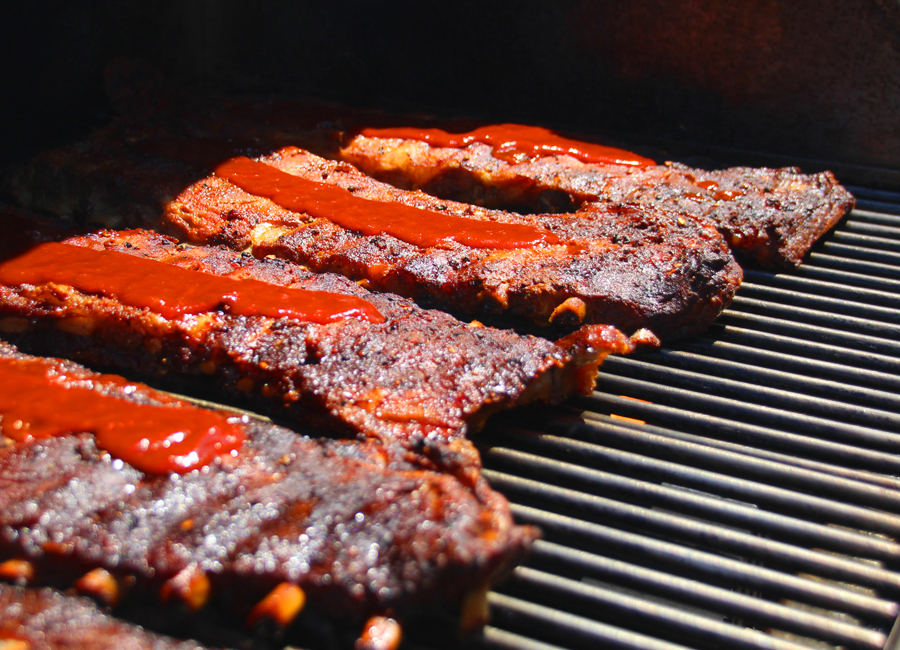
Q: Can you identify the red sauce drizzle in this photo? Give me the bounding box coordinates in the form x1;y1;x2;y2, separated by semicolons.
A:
0;357;244;474
214;156;559;249
359;124;656;167
0;242;384;324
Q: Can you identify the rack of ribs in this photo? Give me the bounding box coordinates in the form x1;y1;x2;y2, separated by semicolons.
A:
338;123;855;269
91;64;851;270
0;340;536;645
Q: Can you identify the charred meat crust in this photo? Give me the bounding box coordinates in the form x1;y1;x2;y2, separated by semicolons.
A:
0;227;633;470
0;584;214;650
340;136;855;268
165;147;742;340
0;342;536;627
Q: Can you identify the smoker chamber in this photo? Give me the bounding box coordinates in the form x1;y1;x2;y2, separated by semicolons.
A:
410;185;900;650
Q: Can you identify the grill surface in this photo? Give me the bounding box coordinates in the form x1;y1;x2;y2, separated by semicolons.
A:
3;178;895;650
436;187;900;650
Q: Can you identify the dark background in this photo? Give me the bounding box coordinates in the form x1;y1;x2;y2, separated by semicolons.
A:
4;0;900;185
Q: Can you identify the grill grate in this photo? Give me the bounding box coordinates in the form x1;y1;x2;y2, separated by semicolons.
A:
455;188;900;650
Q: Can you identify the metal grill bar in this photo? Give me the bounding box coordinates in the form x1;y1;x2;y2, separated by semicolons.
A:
716;310;900;355
581;391;900;472
844;198;900;216
621;348;900;411
485;593;698;650
525;413;900;507
729;295;900;336
678;339;900;395
478;627;574;650
821;242;900;266
502;567;847;650
703;323;900;375
794;264;900;294
742;269;900;309
485;434;900;545
736;283;900;323
843;222;900;238
601;355;900;431
592;374;900;453
510;504;897;621
484;470;900;599
830;232;900;254
806;252;900;280
524;541;886;649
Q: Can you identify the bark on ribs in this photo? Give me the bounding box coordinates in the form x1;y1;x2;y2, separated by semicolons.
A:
0;341;536;634
0;222;636;473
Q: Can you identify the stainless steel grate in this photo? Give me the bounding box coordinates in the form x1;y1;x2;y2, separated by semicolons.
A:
460;188;900;650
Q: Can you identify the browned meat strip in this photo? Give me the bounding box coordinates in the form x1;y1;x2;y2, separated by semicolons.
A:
0;222;636;473
0;341;535;640
0;584;217;650
3;122;741;340
339;134;854;268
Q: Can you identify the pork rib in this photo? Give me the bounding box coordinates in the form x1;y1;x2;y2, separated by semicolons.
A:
339;132;854;268
164;146;741;339
94;64;848;270
0;341;535;639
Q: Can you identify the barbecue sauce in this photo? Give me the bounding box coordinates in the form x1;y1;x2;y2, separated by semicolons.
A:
358;124;656;167
0;357;244;474
214;155;560;249
0;242;385;323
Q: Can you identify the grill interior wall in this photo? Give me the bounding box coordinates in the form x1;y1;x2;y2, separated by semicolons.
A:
5;1;900;180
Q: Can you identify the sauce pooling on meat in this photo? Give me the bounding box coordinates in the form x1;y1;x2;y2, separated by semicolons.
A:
214;154;560;249
0;357;244;473
358;124;656;167
0;241;385;323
